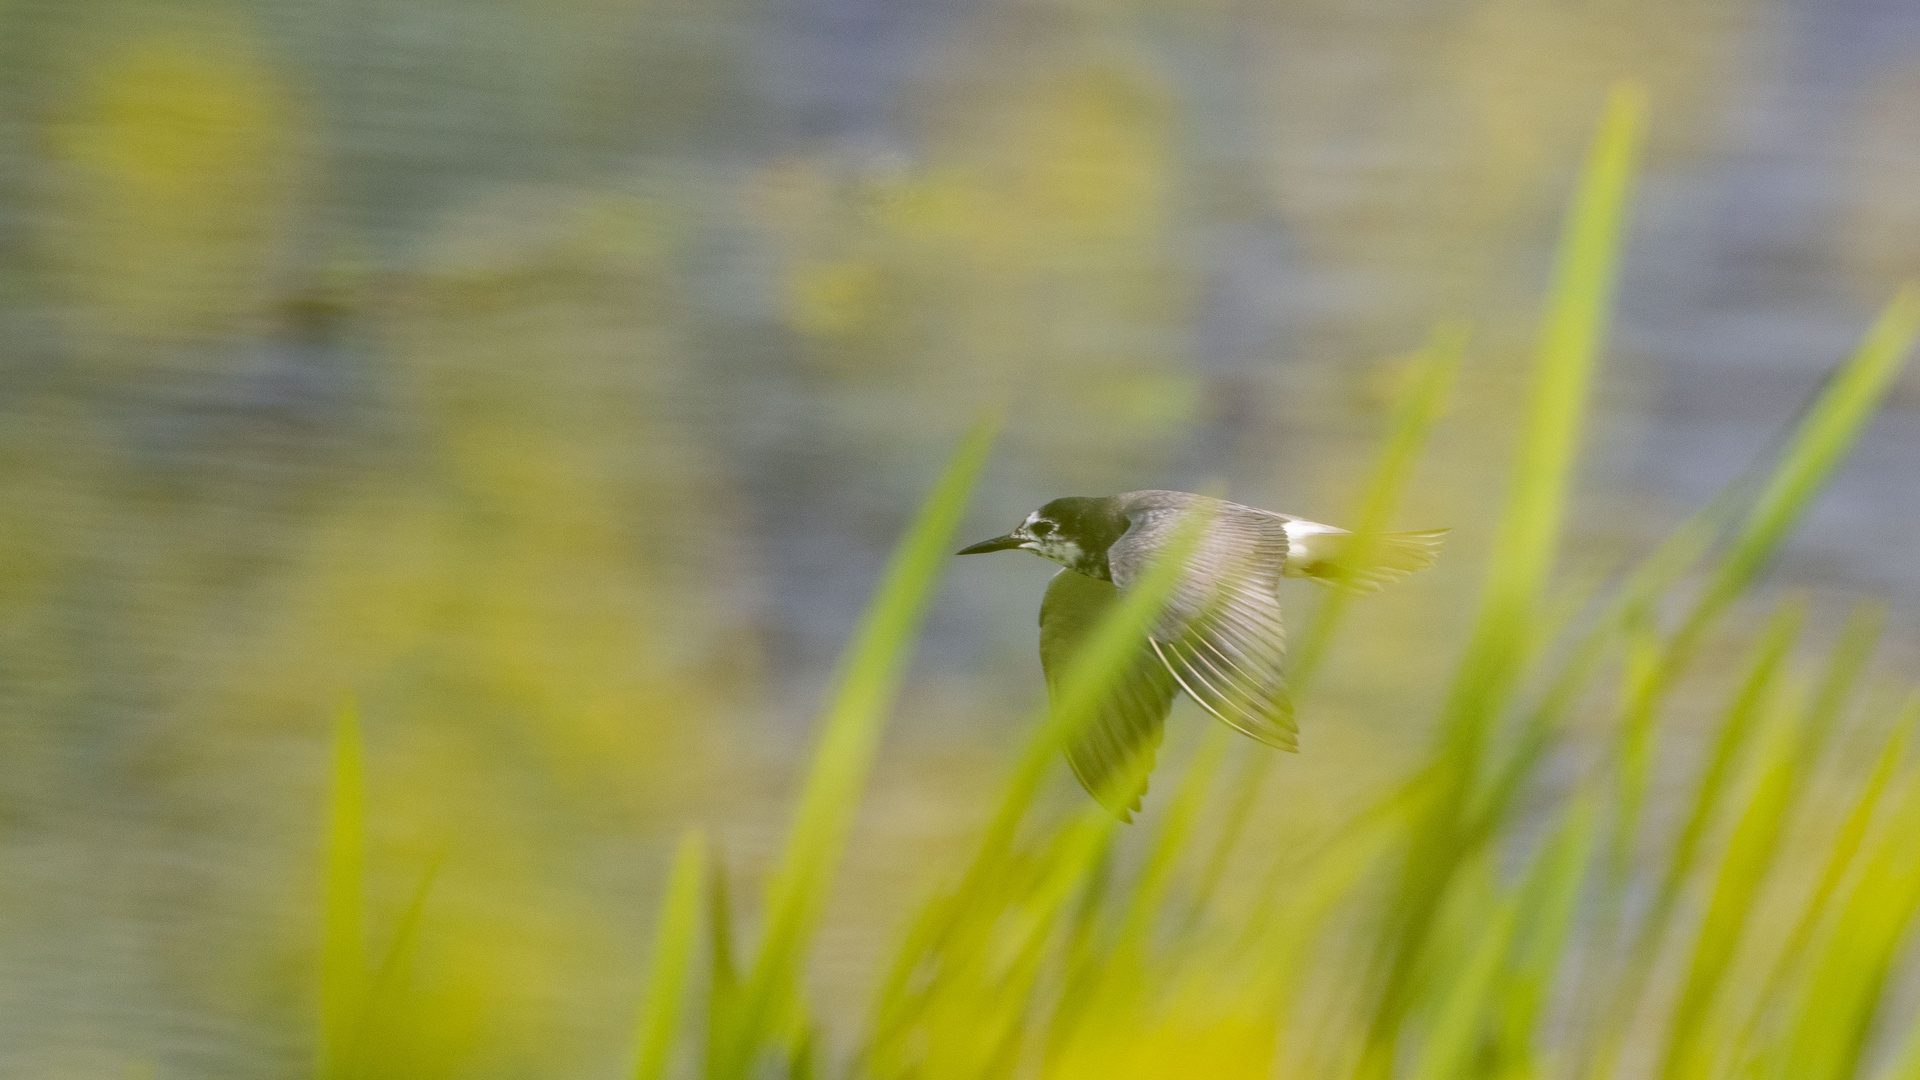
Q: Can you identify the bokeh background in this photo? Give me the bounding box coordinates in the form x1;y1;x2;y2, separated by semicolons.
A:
2;0;1919;1076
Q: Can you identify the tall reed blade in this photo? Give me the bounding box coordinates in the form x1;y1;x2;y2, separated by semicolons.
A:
320;699;368;1080
1294;323;1466;687
1739;695;1920;1064
1683;285;1920;646
859;507;1218;1075
1657;685;1804;1080
1456;80;1647;719
713;415;999;1078
1364;81;1647;1071
633;831;707;1080
1650;599;1805;931
1189;321;1462;927
1785;727;1920;1080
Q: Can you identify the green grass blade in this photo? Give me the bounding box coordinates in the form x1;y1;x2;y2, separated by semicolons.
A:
1293;322;1466;688
1784;752;1920;1080
1658;684;1806;1080
369;851;443;1001
320;698;368;1080
706;850;739;1064
1448;79;1646;724
1801;602;1886;753
351;847;446;1066
1413;796;1599;1080
1493;793;1601;1075
859;509;1218;1073
1464;317;1899;854
1056;732;1227;1054
1364;84;1646;1072
1738;694;1920;1065
1407;858;1540;1080
714;415;998;1078
1572;285;1918;828
859;887;962;1063
1650;599;1805;931
634;830;707;1080
1126;730;1228;941
1518;287;1916;1079
864;815;1115;1080
1659;614;1883;1078
1610;612;1666;880
1182;324;1460;927
1467;481;1732;842
1672;284;1920;660
1581;601;1803;1078
1436;132;1915;981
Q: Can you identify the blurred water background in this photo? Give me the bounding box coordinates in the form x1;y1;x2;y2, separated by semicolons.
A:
2;0;1919;1076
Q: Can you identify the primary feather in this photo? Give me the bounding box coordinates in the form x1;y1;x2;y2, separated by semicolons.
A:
1103;492;1298;754
1038;569;1177;820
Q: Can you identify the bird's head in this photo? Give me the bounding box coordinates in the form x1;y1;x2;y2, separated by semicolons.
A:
957;496;1125;578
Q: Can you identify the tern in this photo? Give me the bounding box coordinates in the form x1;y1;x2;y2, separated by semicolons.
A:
960;490;1445;819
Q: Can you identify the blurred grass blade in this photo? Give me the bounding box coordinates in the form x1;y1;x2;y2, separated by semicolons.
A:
356;847;446;1064
634;830;706;1080
1493;794;1599;1075
1663;612;1883;1077
1577;284;1918;783
1740;694;1920;1063
1672;284;1920;659
862;509;1216;1072
1365;84;1646;1070
1293;322;1466;687
1609;612;1665;880
865;814;1114;1079
1785;749;1920;1080
715;415;998;1078
1577;273;1920;1064
1185;324;1460;925
1649;599;1804;932
707;850;739;1060
320;699;368;1080
1058;735;1224;1050
1409;846;1549;1080
1464;337;1895;844
1467;477;1733;840
1582;602;1802;1077
1658;683;1806;1080
1449;79;1645;720
1801;602;1886;752
370;851;443;1000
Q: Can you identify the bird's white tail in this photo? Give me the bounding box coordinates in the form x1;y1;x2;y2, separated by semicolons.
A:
1288;528;1448;593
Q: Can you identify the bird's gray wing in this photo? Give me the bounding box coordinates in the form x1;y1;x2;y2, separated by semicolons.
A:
1109;501;1298;752
1039;568;1179;821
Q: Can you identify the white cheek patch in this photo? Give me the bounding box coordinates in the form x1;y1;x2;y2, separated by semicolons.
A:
1037;540;1084;568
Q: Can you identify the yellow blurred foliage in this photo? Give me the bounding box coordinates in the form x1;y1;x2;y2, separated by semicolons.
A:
788;258;884;339
46;21;301;356
763;46;1197;482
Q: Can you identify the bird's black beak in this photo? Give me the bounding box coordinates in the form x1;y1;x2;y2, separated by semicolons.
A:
957;534;1024;555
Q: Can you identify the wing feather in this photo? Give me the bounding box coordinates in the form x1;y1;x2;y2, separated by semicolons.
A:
1110;495;1297;752
1038;569;1179;821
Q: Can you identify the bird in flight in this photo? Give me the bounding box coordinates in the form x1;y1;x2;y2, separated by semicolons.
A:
959;490;1445;820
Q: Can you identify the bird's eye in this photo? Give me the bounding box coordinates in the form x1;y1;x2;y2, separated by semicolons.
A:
1031;521;1054;537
